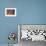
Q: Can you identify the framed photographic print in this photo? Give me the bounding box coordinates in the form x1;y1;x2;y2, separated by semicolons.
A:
18;24;46;42
5;8;16;17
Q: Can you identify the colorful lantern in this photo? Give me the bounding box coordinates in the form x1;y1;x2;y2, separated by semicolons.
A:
8;32;16;41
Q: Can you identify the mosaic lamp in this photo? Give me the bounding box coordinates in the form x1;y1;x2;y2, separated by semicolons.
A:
8;32;16;46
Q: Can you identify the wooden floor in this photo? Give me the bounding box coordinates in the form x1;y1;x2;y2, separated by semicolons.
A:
19;39;46;46
0;40;46;46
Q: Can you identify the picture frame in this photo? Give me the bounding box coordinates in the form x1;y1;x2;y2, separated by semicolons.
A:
5;8;16;17
18;24;46;42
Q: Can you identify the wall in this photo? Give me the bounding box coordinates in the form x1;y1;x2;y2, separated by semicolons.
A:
0;0;46;44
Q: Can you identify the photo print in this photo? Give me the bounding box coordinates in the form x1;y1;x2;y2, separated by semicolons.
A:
5;8;16;16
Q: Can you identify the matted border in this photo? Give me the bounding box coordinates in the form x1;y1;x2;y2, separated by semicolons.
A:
5;8;16;17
